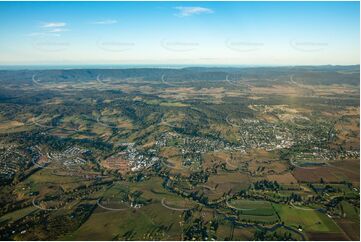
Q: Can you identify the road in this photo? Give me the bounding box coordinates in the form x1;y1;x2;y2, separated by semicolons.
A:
161;198;192;211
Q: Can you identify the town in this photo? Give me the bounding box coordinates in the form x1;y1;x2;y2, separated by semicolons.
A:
0;66;359;241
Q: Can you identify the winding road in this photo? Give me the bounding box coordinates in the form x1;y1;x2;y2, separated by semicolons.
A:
96;199;130;211
161;198;193;211
32;197;61;211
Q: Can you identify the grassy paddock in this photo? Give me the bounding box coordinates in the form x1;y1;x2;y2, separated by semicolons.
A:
273;204;340;233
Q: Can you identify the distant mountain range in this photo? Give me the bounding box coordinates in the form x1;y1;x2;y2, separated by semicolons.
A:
0;65;359;86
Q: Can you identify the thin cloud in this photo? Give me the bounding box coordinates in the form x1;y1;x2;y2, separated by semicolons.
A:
48;28;69;33
29;22;69;37
41;22;66;28
174;6;214;17
28;32;61;37
92;19;118;25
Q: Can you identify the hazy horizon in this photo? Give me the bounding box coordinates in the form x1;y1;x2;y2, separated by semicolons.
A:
0;1;359;66
0;63;360;71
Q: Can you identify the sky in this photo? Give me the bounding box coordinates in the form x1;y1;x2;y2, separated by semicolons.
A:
0;1;359;66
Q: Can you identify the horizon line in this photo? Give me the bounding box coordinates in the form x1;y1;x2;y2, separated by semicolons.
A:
0;63;359;70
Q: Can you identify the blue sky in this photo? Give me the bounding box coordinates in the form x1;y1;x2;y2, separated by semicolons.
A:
0;1;359;65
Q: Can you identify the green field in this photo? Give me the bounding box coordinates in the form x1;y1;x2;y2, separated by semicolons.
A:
228;199;274;215
65;203;183;240
228;199;279;224
273;204;341;233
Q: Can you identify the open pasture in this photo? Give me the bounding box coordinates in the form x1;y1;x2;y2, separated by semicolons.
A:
227;199;275;216
273;204;341;233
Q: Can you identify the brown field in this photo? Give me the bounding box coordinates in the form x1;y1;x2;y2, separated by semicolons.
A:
331;160;360;185
333;116;360;150
323;106;360;117
0;120;24;129
202;151;246;169
311;84;359;96
142;140;156;149
206;172;250;184
266;172;298;184
250;85;301;96
161;111;186;126
242;149;278;160
232;227;255;240
251;83;358;98
215;224;233;240
159;87;229;102
250;104;312;123
159;147;181;158
306;232;349;241
205;172;250;198
335;219;360;241
159;147;190;172
101;156;129;174
248;159;288;175
331;159;359;172
293;167;340;183
0;120;29;133
293;160;359;185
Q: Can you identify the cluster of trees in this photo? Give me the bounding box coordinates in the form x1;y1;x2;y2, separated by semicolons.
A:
253;180;280;191
184;217;208;240
188;171;209;186
289;193;302;202
253;229;295;241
